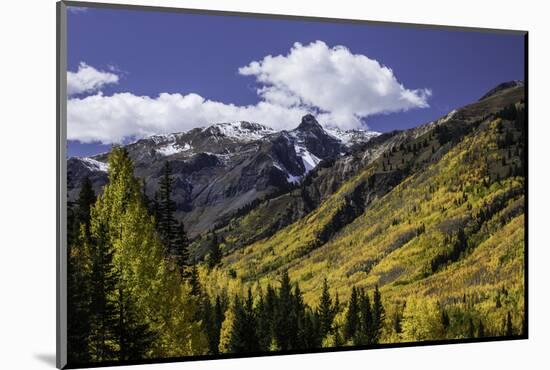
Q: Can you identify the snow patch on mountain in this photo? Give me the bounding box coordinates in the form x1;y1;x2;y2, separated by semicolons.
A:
147;133;179;145
205;121;275;142
325;127;380;146
81;157;109;172
272;161;299;184
156;142;193;156
295;145;321;174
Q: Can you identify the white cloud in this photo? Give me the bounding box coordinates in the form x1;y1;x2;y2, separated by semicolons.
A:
68;92;310;143
67;62;119;96
239;41;431;128
68;42;431;144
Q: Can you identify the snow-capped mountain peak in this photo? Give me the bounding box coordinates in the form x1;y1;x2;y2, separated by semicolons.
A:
204;121;276;142
325;127;381;147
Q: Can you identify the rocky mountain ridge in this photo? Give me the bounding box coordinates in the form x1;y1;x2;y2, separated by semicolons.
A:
68;116;379;235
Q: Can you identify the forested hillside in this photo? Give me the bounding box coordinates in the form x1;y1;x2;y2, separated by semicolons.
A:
66;82;526;365
197;84;525;343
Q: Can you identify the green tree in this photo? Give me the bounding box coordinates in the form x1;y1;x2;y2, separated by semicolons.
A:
211;295;225;354
293;283;309;349
343;287;360;342
116;281;157;361
207;232;222;268
156;160;189;271
256;285;276;351
228;290;260;353
67;177;96;363
174;221;190;276
157;162;177;245
200;294;215;354
75;177;96;236
89;147;207;359
317;278;335;339
273;271;298;350
87;223;119;361
358;288;373;345
189;264;202;297
371;285;385;344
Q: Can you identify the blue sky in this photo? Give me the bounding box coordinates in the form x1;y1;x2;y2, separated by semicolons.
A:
67;5;525;157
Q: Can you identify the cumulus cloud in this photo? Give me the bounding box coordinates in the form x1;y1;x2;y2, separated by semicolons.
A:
68;41;431;144
68;92;311;143
67;62;119;96
239;41;431;128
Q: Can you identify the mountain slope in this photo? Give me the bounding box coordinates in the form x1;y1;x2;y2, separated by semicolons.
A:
198;83;525;340
191;84;523;257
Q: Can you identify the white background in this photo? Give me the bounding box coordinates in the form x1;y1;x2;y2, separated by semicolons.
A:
0;0;547;369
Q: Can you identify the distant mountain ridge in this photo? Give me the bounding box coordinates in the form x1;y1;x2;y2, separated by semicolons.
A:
68;115;380;235
479;80;524;101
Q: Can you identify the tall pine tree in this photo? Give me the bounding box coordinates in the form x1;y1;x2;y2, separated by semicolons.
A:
228;290;260;353
371;285;385;344
67;177;96;363
317;278;335;340
273;271;298;350
357;287;372;345
343;287;360;342
157;161;184;265
207;232;222;268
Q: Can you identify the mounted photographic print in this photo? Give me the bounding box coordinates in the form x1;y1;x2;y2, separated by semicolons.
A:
56;1;528;368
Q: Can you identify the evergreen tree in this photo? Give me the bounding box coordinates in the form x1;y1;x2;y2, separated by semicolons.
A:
116;282;157;361
256;285;276;351
174;221;190;276
317;278;335;339
293;284;309;349
273;271;298;350
371;285;385;344
151;192;160;227
207;232;222;268
67;228;93;363
200;294;216;354
440;308;450;331
156;160;190;270
157;162;177;248
211;295;225;355
67;177;96;363
87;223;119;361
358;288;373;344
189;264;202;297
343;287;360;342
333;292;341;318
75;177;96;236
228;290;260;353
301;309;322;349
